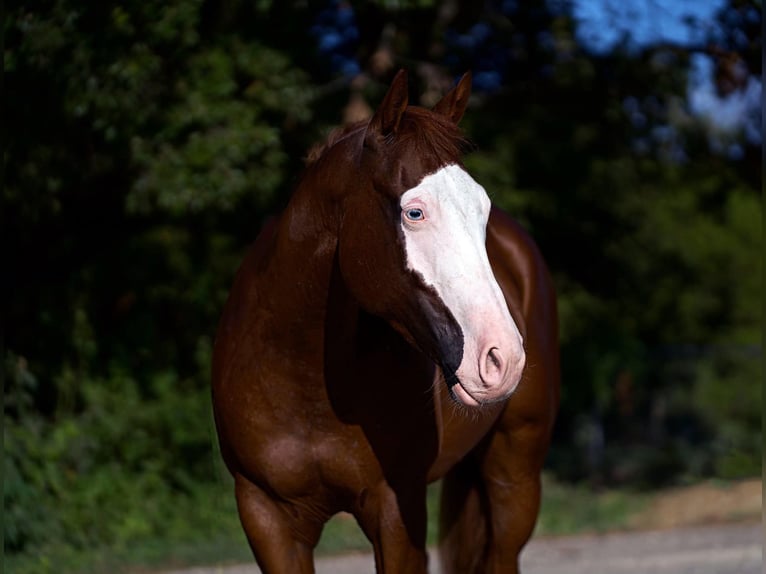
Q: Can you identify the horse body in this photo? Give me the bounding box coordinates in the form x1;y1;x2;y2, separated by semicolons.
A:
212;71;559;573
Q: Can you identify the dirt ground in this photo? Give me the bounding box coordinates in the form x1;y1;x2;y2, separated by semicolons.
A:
160;479;762;574
631;478;762;529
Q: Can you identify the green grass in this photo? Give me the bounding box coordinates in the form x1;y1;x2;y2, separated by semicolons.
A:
1;475;663;574
5;536;254;574
315;481;443;555
4;479;250;574
535;475;649;536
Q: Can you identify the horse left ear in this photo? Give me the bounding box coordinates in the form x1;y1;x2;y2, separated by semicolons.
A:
366;69;409;145
432;72;472;125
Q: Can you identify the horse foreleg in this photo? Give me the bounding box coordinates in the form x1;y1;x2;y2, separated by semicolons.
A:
354;482;429;574
234;473;322;574
439;457;491;574
439;421;549;574
480;422;550;574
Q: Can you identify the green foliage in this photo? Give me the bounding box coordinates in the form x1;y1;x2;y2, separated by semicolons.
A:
129;41;313;215
4;352;239;569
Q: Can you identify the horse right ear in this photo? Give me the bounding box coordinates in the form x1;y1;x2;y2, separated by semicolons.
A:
365;69;409;146
432;71;471;125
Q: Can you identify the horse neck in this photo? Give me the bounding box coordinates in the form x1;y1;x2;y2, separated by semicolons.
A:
258;167;351;356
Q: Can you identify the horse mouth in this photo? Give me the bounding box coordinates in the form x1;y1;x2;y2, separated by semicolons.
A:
444;371;482;407
445;372;514;407
449;380;481;407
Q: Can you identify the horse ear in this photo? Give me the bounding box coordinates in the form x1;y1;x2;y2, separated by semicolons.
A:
366;69;409;144
432;72;472;125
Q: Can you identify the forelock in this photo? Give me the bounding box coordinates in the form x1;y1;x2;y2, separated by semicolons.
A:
391;107;473;169
304;107;472;171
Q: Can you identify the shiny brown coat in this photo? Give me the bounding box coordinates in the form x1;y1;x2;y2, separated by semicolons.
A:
212;71;559;574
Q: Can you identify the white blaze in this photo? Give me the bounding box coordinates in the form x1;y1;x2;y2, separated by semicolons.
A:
400;164;525;405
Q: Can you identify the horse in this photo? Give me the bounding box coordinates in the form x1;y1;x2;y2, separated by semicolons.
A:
212;70;559;574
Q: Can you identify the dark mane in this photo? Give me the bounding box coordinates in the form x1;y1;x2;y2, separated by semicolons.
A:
305;120;367;165
305;107;473;167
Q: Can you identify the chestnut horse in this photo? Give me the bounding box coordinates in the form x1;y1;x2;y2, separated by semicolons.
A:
212;70;559;574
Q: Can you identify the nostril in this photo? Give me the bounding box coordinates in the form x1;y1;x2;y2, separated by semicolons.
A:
487;347;502;371
481;347;506;384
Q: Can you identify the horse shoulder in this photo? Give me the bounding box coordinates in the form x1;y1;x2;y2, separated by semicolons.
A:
486;207;560;429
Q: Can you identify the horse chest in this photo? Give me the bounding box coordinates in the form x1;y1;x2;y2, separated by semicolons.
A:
243;417;411;509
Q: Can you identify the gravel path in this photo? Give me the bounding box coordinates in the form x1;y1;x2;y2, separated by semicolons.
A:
164;522;762;574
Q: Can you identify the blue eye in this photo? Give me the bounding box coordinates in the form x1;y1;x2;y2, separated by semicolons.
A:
405;208;424;221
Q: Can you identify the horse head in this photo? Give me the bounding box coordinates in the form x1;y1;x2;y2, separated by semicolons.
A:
333;70;525;407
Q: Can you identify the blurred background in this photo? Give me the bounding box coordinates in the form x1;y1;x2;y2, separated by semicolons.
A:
4;0;762;572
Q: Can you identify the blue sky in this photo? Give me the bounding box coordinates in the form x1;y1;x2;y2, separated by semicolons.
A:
573;0;725;51
573;0;761;143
